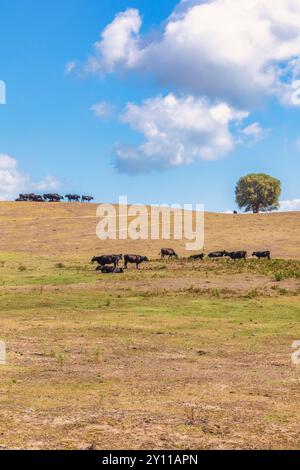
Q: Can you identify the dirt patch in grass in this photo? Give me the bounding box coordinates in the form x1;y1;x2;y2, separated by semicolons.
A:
0;271;299;299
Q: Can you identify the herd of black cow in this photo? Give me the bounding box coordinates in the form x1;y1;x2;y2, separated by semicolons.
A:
91;248;271;274
15;193;94;203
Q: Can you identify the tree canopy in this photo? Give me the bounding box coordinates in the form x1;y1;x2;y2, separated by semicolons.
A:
235;173;281;213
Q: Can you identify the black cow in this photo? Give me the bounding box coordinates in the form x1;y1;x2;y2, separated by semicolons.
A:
18;194;30;201
189;253;205;260
161;248;178;259
208;251;226;258
16;194;29;201
52;194;64;202
82;196;94;203
15;197;27;202
29;194;44;202
65;194;81;202
225;251;247;261
44;193;64;202
252;251;271;260
96;266;124;274
91;254;123;268
124;255;149;270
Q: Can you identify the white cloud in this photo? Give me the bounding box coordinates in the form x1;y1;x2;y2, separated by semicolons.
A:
0;154;61;200
280;80;300;106
240;122;269;144
279;199;300;211
33;175;61;191
79;1;300;108
69;1;300;173
0;155;29;200
84;9;142;75
91;101;114;119
115;94;248;173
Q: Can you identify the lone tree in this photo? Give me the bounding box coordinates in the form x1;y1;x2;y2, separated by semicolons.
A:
235;173;281;213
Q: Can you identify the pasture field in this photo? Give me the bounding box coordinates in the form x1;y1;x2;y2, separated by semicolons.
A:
0;203;299;449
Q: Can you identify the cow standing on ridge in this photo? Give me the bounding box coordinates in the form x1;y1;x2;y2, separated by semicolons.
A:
44;194;64;202
29;194;44;202
82;196;94;203
65;194;81;202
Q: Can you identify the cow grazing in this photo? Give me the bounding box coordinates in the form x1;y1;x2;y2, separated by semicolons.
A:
96;265;124;274
225;251;247;261
91;254;123;268
208;251;226;258
252;251;271;260
82;196;94;203
189;253;205;260
124;255;149;270
161;248;178;259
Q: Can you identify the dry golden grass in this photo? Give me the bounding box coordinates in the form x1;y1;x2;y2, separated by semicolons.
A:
0;202;298;259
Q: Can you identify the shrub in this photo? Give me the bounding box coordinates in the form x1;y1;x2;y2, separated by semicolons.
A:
55;262;65;269
274;271;285;282
211;288;221;298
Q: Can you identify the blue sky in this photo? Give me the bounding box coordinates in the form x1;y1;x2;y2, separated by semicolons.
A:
0;0;299;211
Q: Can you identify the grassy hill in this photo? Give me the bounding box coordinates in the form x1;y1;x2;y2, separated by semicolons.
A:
0;202;299;259
0;202;299;450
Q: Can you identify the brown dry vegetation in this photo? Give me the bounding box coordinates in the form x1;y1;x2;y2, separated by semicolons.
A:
0;202;299;450
0;202;299;259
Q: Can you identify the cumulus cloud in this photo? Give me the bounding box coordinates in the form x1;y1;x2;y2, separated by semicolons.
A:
0;154;61;200
84;9;142;75
279;199;300;211
79;1;300;108
0;155;29;200
68;1;300;173
115;94;248;173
